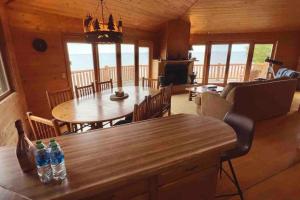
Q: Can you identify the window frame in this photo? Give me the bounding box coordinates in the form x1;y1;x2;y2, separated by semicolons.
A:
0;21;13;101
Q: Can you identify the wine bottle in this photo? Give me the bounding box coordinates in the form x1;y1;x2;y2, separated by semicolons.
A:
15;120;35;172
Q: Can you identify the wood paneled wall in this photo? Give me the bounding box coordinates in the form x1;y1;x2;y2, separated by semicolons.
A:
190;32;300;70
6;6;159;118
159;19;191;60
0;3;28;146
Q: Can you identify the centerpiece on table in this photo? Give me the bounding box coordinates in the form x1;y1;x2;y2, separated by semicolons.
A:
110;88;129;101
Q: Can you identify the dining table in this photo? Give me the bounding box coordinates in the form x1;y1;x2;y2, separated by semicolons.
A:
52;86;159;124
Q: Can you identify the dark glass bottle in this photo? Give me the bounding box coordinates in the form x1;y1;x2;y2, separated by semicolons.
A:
15;120;35;172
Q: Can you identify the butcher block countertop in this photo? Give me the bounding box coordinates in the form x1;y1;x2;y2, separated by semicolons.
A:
0;114;236;200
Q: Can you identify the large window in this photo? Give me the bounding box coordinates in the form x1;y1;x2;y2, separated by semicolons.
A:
139;47;150;79
66;43;94;88
0;51;10;99
228;44;250;83
121;44;135;86
191;45;206;83
98;44;117;83
208;44;229;84
250;44;274;80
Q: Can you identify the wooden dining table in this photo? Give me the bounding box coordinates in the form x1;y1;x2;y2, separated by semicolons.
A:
52;86;159;124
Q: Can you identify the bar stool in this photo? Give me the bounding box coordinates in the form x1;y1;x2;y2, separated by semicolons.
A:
216;112;255;200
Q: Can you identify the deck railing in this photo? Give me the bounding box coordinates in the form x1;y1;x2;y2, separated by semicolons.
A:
71;64;266;87
71;65;148;87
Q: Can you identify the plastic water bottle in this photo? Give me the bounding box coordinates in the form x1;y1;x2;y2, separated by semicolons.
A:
35;141;52;183
49;139;67;180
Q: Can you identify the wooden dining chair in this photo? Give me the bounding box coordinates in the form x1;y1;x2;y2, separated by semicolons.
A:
161;84;173;116
142;77;159;89
148;91;164;119
75;82;96;98
95;79;113;92
132;96;150;122
26;112;61;140
46;87;73;111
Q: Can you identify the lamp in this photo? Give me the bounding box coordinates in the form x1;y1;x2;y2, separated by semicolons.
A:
83;0;123;43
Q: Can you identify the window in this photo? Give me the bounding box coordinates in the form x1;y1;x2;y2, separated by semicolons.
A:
0;51;10;99
228;44;250;83
208;44;229;84
66;43;94;88
139;47;150;80
250;44;274;80
98;44;117;83
121;44;135;86
191;45;206;83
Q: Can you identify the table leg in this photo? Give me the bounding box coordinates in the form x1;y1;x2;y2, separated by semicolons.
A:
189;91;193;101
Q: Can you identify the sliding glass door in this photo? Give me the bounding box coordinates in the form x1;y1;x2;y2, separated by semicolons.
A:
139;47;150;79
66;43;94;88
121;44;135;86
208;44;229;84
249;44;274;80
191;45;206;84
98;44;117;83
228;44;250;83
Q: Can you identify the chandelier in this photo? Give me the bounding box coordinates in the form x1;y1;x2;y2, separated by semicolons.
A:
83;0;123;43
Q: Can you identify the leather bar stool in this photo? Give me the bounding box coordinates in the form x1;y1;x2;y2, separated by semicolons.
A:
216;112;255;200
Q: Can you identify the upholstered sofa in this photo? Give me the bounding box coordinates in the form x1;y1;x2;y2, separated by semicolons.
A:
195;78;297;121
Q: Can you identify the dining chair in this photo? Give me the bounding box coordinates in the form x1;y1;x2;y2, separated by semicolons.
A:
148;91;164;119
75;82;96;98
26;112;61;140
161;84;173;116
95;79;113;92
142;77;159;89
46;87;74;111
114;96;150;126
216;112;255;200
132;96;150;122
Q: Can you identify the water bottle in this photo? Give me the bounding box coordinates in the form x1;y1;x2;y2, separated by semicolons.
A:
49;139;67;181
35;141;52;183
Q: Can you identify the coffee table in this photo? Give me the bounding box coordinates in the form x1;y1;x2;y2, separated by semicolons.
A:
185;85;224;101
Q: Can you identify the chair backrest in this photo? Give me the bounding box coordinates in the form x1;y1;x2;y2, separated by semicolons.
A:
26;112;61;140
132;96;150;122
96;79;113;92
142;77;159;89
148;91;164;118
223;112;255;157
162;84;173;105
75;82;95;98
46;88;73;110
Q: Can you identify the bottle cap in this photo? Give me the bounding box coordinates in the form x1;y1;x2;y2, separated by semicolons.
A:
36;140;44;149
50;138;56;143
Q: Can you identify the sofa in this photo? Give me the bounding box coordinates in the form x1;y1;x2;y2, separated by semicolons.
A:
195;78;297;121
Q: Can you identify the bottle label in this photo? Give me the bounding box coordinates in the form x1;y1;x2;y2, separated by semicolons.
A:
35;150;50;167
50;150;65;165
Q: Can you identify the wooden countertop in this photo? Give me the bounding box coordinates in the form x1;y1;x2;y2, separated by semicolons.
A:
0;114;236;200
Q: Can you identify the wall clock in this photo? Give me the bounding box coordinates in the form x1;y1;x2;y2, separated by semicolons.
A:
32;38;48;52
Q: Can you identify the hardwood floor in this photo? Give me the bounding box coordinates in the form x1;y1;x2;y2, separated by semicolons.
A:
172;92;300;199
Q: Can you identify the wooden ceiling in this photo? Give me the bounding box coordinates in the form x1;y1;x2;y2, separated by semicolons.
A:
184;0;300;34
7;0;300;34
7;0;197;32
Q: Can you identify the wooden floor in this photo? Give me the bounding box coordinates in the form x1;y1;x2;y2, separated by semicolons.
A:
172;92;300;200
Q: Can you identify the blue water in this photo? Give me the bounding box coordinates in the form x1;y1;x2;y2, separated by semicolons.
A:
69;53;149;70
69;52;247;70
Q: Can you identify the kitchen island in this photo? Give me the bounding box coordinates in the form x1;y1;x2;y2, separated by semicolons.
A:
0;114;236;200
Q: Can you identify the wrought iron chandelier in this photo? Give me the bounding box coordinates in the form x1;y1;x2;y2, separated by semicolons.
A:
83;0;123;43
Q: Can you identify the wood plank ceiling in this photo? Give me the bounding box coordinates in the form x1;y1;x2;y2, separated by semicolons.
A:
7;0;197;32
183;0;300;34
7;0;300;34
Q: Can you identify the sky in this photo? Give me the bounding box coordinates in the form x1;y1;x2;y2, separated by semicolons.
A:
67;43;149;54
